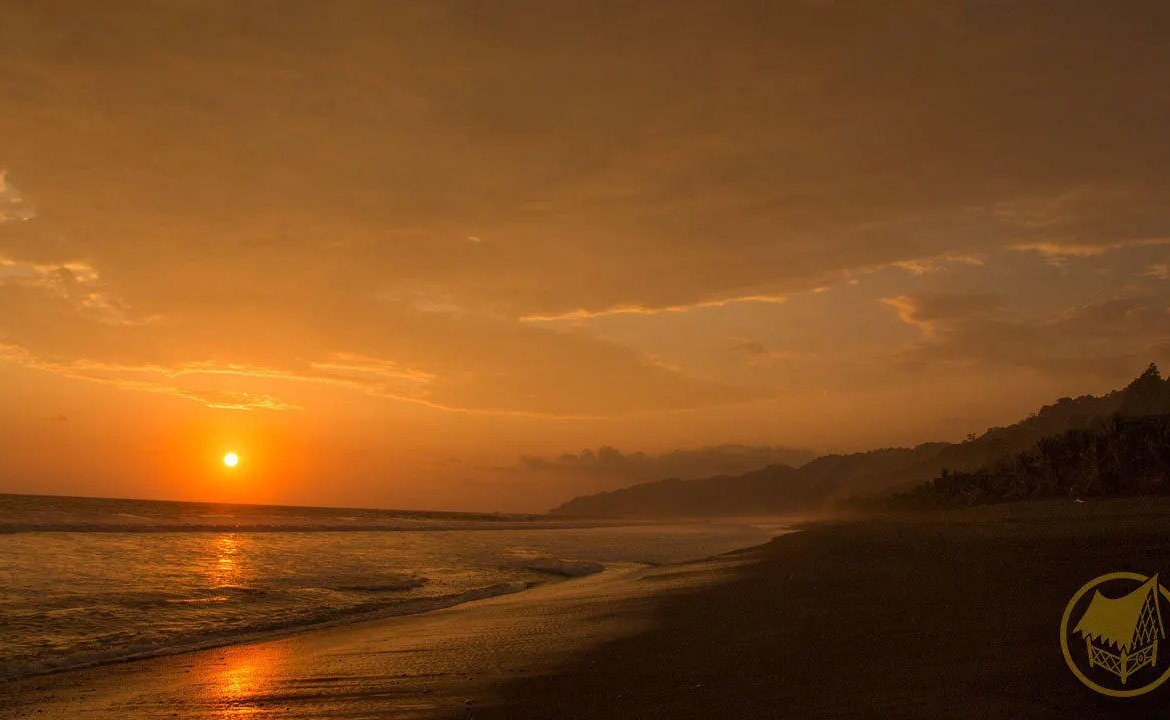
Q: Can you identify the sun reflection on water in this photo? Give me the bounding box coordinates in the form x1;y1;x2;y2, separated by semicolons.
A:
202;643;288;718
206;534;244;589
192;535;289;717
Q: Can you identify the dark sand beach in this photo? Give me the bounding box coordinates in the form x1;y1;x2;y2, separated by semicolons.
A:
6;501;1170;719
477;500;1170;720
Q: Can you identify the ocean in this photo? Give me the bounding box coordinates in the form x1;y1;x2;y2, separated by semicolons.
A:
0;494;777;680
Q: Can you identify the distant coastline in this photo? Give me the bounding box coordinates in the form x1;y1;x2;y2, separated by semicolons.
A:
552;364;1170;520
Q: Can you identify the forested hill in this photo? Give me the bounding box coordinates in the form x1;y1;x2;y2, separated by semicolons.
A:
549;367;1155;518
892;364;1170;507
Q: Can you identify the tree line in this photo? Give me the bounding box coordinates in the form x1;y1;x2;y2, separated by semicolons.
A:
891;364;1170;507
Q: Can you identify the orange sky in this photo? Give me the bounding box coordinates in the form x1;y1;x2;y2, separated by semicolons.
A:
3;1;1170;512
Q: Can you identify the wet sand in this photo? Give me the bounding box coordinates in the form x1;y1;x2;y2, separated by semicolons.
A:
8;500;1170;719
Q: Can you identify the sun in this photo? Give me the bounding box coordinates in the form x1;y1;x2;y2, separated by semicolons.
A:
223;453;239;468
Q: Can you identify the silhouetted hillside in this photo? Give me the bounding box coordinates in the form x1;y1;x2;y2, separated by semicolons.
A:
550;367;1151;518
892;364;1170;507
551;445;946;517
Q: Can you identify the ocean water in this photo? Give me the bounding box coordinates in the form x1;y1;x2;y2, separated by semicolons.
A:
0;494;777;679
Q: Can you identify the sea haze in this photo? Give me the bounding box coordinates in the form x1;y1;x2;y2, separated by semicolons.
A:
0;494;776;679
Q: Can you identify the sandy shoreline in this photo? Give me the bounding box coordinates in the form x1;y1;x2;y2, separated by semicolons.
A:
10;499;1170;719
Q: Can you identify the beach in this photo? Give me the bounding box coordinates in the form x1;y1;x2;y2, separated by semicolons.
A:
7;500;1170;718
479;500;1170;719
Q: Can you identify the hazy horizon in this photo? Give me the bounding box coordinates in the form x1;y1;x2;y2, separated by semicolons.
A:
4;1;1170;512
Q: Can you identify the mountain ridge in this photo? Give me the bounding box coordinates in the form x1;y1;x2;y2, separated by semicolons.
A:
550;372;1142;517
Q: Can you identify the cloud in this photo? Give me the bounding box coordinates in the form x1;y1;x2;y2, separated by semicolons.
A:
2;1;1170;440
880;294;1005;336
514;443;816;490
1008;241;1118;258
731;340;798;366
890;254;985;276
883;293;1170;379
0;266;764;416
0;345;300;411
1009;237;1170;259
1145;264;1170;280
0;170;36;223
1000;186;1170;262
0;255;143;327
9;1;1162;333
520;293;787;322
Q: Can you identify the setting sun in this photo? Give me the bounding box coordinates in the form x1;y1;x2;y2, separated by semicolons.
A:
223;453;239;468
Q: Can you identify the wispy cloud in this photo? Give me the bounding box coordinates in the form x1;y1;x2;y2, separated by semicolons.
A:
1008;236;1170;259
0;345;300;411
520;293;787;322
730;340;799;367
514;444;815;487
0;343;621;418
882;294;1170;380
880;294;1005;337
1145;264;1170;280
0;170;37;223
890;254;985;276
0;256;148;326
